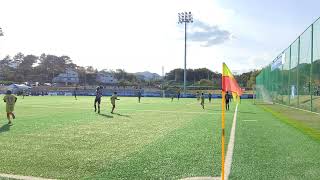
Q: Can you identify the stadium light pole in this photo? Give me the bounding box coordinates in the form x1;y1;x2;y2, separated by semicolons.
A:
178;12;193;95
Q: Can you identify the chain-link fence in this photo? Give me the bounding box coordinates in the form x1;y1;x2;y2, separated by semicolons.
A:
256;18;320;113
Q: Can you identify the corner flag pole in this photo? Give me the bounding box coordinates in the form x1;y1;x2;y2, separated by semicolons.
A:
221;90;226;180
221;63;226;180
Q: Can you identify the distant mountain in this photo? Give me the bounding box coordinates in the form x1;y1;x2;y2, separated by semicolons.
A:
135;71;161;80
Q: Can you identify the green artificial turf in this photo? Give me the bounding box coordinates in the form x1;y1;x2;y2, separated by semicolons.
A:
230;100;320;180
0;96;235;179
1;97;319;179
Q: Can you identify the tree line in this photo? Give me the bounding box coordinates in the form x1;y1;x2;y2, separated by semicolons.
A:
0;52;260;88
0;52;149;86
164;68;260;88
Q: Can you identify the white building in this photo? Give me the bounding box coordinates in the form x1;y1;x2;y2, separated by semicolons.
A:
53;69;79;84
96;72;117;84
8;61;19;69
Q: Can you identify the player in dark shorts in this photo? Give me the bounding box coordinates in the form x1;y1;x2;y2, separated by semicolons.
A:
137;89;142;103
177;90;181;100
225;91;230;111
208;93;212;103
74;87;78;100
94;86;103;113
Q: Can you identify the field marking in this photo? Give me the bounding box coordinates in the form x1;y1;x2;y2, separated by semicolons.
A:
274;103;320;115
243;120;257;122
181;177;220;180
181;104;239;180
25;105;232;115
224;103;239;180
0;173;55;180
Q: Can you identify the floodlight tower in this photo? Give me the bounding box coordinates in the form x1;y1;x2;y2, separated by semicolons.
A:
178;12;193;95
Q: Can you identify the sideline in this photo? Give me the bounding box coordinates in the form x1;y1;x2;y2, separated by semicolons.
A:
224;103;238;180
181;103;239;180
0;173;55;180
274;103;320;115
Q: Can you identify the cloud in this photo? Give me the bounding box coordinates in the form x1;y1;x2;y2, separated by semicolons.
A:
187;20;232;47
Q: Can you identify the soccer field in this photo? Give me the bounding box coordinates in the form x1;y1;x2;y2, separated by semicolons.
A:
0;96;319;179
0;96;235;179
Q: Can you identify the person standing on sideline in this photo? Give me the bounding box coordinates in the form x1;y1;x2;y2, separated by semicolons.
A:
225;91;230;111
208;93;212;103
3;90;17;125
177;90;181;100
200;93;205;109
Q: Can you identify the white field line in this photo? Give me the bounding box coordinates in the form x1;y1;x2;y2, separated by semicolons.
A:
25;105;230;115
274;103;320;115
223;103;239;180
243;120;257;122
181;177;220;180
181;104;239;180
0;173;55;180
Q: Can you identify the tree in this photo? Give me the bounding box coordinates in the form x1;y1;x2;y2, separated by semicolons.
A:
12;52;24;68
198;79;214;86
17;55;38;82
246;70;260;88
0;55;14;81
84;66;98;85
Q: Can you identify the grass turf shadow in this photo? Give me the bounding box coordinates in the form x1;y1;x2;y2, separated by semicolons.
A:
98;114;113;118
0;124;10;133
112;113;131;118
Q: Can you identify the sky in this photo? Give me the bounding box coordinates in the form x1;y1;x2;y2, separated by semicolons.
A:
0;0;319;75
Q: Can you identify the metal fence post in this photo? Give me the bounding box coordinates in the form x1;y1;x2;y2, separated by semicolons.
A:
310;24;314;111
297;37;300;107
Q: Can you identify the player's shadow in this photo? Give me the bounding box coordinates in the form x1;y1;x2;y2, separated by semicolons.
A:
0;124;10;133
99;114;113;118
113;113;131;118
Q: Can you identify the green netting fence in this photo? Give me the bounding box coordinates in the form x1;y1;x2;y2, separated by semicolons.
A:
256;18;320;113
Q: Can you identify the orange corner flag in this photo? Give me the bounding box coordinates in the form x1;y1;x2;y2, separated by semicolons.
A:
221;62;242;180
222;63;243;96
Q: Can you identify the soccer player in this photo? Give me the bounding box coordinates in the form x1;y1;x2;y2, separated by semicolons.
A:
3;90;17;125
171;94;174;102
22;89;25;99
74;87;78;100
196;91;200;101
200;92;205;109
137;89;142;103
225;91;230;111
110;92;120;113
94;86;103;114
208;93;212;103
177;90;181;100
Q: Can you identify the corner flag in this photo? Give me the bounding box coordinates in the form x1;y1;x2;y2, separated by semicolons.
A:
222;63;243;96
221;62;242;180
